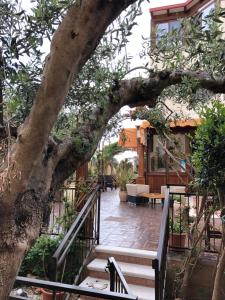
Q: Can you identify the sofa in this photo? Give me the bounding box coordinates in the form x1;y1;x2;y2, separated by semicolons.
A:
126;184;150;205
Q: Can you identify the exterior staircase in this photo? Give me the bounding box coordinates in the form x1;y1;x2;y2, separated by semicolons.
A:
79;245;157;300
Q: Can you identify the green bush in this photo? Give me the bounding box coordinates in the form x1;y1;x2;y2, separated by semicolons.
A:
169;217;185;233
19;234;62;278
192;101;225;189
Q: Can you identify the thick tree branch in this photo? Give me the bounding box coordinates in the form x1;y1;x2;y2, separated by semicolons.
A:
52;69;225;187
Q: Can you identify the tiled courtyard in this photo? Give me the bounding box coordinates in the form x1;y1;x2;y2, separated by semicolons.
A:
99;189;163;251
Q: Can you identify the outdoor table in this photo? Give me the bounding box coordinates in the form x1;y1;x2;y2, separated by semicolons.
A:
138;192;165;208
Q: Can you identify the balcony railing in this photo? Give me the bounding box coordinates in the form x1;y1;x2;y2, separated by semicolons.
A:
107;257;135;296
49;185;101;284
152;187;170;300
169;186;221;252
41;179;97;235
10;276;138;300
11;184;138;300
152;184;222;300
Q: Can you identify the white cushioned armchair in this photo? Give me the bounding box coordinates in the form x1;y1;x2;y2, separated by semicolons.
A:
126;184;150;205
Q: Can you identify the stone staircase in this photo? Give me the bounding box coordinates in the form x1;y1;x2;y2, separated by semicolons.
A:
79;245;157;300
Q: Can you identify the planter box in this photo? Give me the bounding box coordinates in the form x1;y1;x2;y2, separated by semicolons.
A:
169;233;186;249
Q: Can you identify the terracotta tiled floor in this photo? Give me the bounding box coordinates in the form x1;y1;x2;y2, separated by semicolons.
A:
99;189;163;251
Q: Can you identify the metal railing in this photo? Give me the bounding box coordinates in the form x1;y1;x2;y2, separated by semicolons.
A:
10;276;138;300
152;184;222;300
169;188;221;252
152;188;170;300
62;179;97;212
49;186;101;284
107;257;135;296
41;180;97;235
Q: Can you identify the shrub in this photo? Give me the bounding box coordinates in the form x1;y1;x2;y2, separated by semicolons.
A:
19;234;62;278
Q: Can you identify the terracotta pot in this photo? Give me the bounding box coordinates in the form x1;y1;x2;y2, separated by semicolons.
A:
119;190;127;202
41;289;64;300
169;233;186;249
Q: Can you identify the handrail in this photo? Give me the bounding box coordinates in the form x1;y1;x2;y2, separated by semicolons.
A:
62;179;97;212
107;257;135;297
12;276;137;300
156;188;170;269
169;190;219;252
41;179;97;235
50;186;101;283
152;188;170;300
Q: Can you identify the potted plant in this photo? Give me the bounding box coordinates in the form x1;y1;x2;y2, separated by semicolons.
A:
169;217;186;249
41;289;64;300
115;160;134;202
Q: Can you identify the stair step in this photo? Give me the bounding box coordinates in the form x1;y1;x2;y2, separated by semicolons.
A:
79;276;155;300
87;258;155;287
95;245;157;265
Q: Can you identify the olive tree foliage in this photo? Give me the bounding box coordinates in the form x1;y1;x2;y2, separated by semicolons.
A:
190;101;225;300
141;7;225;110
192;101;225;189
0;0;67;127
1;0;142;134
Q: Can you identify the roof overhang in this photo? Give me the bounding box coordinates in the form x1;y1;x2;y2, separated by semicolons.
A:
149;0;212;18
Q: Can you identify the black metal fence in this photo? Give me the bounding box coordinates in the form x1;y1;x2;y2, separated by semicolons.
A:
169;188;221;252
152;184;223;300
10;276;137;300
152;188;170;300
49;186;101;284
41;180;97;235
107;257;135;296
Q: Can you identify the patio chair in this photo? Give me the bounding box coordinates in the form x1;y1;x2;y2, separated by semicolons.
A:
104;175;116;190
126;184;150;205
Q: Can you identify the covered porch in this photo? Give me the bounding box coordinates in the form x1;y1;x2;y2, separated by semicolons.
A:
119;119;201;192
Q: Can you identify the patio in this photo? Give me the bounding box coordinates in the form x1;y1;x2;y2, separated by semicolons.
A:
99;189;163;251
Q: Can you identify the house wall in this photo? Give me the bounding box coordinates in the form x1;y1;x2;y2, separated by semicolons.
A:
149;0;219;118
146;171;190;193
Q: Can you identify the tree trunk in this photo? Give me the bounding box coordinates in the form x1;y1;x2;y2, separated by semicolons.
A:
0;1;137;297
211;186;225;300
212;246;225;300
0;175;48;297
0;246;27;299
0;48;3;127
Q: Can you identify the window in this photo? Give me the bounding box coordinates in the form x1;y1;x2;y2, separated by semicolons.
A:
156;146;166;169
156;22;169;39
150;136;166;172
169;20;181;31
201;2;215;20
200;2;215;30
156;20;181;41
